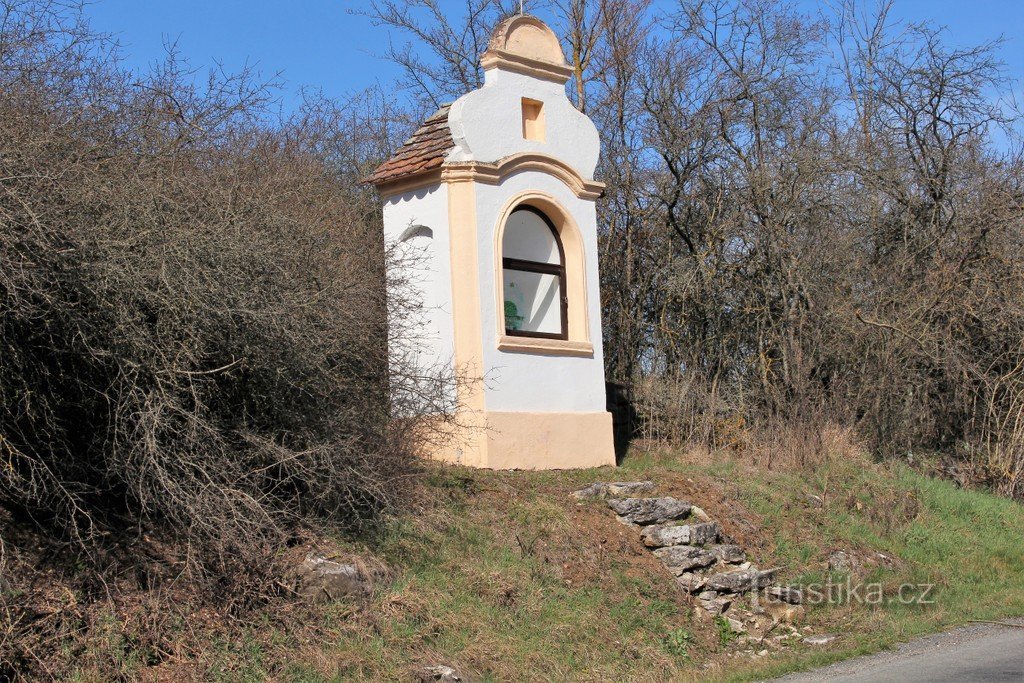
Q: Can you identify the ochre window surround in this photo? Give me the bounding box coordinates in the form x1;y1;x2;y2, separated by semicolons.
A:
493;192;593;357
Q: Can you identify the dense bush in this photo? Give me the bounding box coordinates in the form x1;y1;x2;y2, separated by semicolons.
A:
0;1;448;582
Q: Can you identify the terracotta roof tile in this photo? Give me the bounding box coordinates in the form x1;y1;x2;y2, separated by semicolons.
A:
366;104;455;186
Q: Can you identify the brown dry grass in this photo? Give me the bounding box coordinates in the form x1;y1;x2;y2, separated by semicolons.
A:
4;433;1023;680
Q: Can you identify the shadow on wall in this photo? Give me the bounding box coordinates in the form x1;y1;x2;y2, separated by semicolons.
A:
606;382;638;465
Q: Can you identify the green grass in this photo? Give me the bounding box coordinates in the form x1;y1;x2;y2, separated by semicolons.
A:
715;616;740;647
623;449;1024;681
256;447;1019;682
72;444;1024;681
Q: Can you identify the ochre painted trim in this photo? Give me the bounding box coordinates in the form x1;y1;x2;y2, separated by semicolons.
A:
442;154;605;199
375;153;604;201
411;410;616;470
446;178;488;467
489;153;605;199
492;191;592;347
497;336;594;356
480;15;572;83
485;15;566;66
441;164;499;184
480;49;574;84
484;411;616;470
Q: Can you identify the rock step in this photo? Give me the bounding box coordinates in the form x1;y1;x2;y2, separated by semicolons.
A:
704;568;777;593
697;590;732;614
293;554;373;604
653;545;717;574
765;585;803;604
606;496;692;525
710;544;746;563
641;521;720;548
571;481;656;500
676;572;707;593
575;483;799;619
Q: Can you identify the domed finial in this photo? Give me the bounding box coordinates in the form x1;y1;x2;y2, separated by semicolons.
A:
481;14;572;84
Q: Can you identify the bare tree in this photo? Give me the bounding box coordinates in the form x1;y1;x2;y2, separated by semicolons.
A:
356;0;520;110
362;1;1024;493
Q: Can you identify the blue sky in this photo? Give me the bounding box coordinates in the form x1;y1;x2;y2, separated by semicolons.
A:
85;1;1024;111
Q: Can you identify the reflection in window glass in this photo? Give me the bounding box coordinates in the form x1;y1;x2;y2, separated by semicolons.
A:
501;206;567;339
503;209;560;263
503;269;562;335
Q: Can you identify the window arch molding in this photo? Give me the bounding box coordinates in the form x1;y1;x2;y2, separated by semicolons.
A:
492;191;593;356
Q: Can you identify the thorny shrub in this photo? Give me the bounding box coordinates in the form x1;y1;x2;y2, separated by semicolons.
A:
0;0;456;606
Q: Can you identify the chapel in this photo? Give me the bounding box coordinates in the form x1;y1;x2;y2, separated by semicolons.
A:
367;14;615;469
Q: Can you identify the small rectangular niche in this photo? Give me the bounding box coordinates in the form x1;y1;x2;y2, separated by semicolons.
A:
521;98;545;142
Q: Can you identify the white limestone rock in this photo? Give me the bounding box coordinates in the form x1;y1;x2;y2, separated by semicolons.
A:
606;497;692;525
653;545;716;574
705;568;777;594
571;481;656;500
641;521;720;548
709;543;745;563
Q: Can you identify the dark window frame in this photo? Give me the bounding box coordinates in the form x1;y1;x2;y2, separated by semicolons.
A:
502;205;569;340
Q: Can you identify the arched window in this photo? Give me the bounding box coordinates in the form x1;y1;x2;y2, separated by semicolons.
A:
501;206;568;339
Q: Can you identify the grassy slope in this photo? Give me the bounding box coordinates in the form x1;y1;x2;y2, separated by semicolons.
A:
77;443;1024;681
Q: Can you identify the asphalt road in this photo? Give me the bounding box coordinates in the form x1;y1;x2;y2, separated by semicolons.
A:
775;620;1024;682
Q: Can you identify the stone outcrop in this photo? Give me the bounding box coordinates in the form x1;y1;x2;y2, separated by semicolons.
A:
606;497;692;525
293;553;373;604
571;481;656;500
697;590;732;614
415;665;463;682
704;568;776;593
653;545;717;573
573;483;806;628
765;585;803;604
676;572;706;592
570;481;825;658
709;544;746;563
641;521;720;548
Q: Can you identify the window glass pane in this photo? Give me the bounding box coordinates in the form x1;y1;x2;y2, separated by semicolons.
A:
502;209;560;264
503;268;562;335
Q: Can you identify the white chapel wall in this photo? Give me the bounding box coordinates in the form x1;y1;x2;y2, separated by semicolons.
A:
446;70;600;178
476;171;607;414
382;184;456;409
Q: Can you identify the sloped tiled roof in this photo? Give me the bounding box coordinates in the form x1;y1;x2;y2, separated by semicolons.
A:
366;104;456;186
